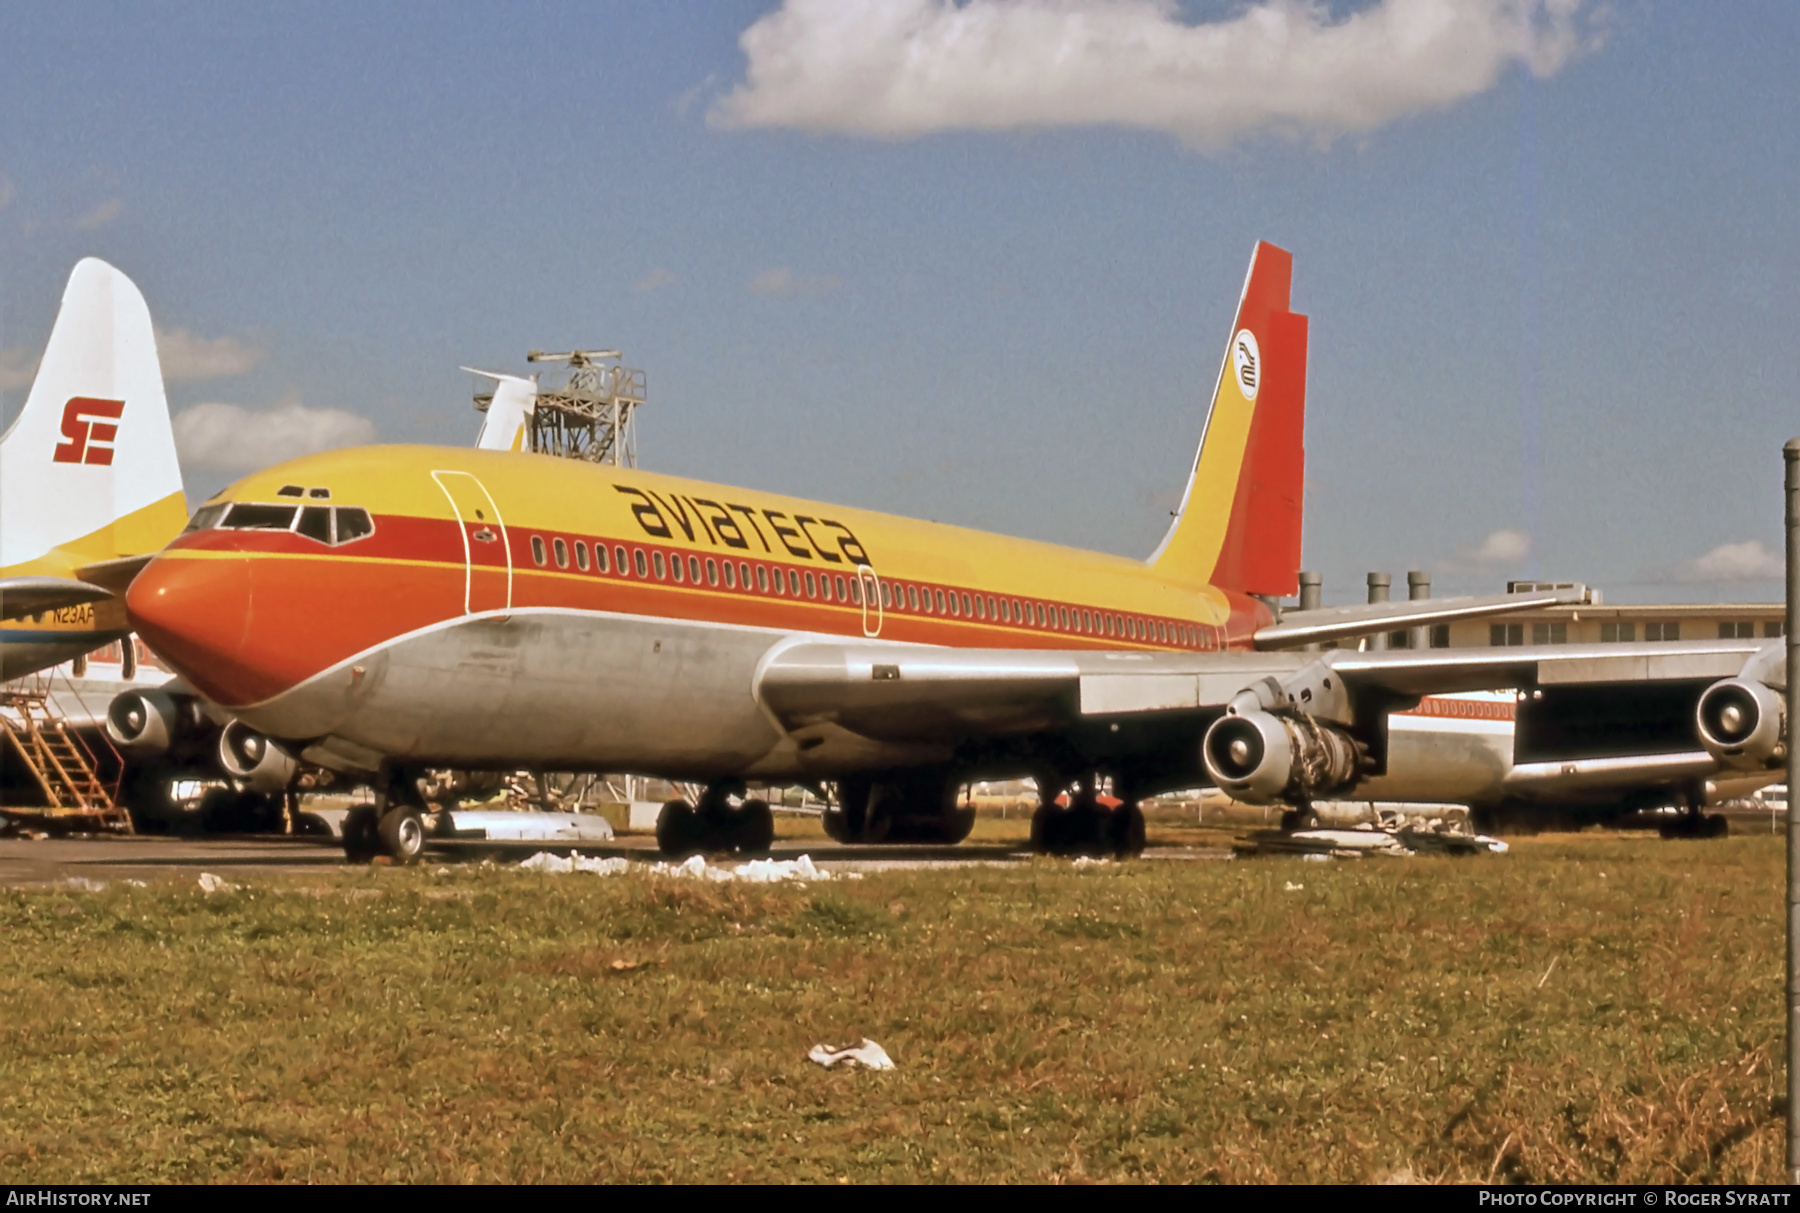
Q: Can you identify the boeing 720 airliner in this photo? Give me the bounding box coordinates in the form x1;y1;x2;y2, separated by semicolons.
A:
122;244;1785;862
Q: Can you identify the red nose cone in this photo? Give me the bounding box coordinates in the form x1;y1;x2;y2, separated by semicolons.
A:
127;552;275;705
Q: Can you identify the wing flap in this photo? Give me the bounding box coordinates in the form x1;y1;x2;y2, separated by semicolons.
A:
1325;639;1763;697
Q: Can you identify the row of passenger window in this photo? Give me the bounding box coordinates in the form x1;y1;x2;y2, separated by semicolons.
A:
524;531;1207;648
186;502;376;547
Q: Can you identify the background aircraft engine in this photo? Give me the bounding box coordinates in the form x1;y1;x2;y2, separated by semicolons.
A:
1695;678;1785;770
217;721;298;793
105;689;185;755
1201;710;1360;805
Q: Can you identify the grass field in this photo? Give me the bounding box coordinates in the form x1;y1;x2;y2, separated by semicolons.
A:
0;829;1786;1183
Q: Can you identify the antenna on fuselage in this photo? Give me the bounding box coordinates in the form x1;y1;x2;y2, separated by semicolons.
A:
470;348;645;467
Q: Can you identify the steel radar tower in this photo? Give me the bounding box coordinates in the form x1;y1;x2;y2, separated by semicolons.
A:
471;348;646;466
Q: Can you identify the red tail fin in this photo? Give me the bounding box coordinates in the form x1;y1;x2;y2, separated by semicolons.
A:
1149;241;1307;598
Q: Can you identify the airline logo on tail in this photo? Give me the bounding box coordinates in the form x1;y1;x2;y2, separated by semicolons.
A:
54;397;127;466
1232;331;1260;401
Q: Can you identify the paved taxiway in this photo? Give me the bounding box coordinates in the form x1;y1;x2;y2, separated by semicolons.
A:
0;834;1233;887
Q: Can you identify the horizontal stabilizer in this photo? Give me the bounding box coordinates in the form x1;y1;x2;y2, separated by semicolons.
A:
0;576;113;621
1254;587;1591;651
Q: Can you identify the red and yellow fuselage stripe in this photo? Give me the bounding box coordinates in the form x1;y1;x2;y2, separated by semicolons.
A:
137;445;1274;707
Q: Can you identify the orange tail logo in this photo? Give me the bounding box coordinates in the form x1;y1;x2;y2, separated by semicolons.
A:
52;397;125;466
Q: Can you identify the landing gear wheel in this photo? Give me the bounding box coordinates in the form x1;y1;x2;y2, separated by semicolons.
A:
656;799;704;857
730;798;775;853
1109;803;1147;857
378;808;426;864
941;803;977;844
1704;813;1729;838
342;806;380;863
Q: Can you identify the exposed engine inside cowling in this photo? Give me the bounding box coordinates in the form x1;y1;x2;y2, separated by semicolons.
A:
1200;662;1369;805
1202;709;1362;804
1695;677;1786;770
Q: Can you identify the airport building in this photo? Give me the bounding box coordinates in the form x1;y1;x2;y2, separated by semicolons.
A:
1299;572;1783;651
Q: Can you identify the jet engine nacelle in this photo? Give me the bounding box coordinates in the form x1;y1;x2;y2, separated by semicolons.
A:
1695;678;1786;771
1201;710;1361;805
217;721;298;793
106;689;186;755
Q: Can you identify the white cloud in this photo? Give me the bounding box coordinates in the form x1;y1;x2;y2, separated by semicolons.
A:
1663;540;1783;584
749;267;840;296
712;0;1602;149
1467;528;1530;566
154;327;265;381
74;198;123;230
0;347;39;393
634;267;677;292
172;398;378;473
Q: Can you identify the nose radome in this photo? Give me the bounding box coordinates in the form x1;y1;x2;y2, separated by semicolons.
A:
126;552;255;703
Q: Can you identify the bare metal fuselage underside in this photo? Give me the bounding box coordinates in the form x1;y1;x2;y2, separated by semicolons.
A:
219;606;1734;810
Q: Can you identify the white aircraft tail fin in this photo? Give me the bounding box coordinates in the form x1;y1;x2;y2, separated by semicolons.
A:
0;259;186;573
466;367;538;452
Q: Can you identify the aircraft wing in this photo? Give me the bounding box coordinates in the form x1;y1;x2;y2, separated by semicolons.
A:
759;638;1761;738
74;553;158;596
0;576;114;621
757;636;1775;801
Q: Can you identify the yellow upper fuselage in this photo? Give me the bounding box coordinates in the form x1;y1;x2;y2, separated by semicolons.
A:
130;444;1271;707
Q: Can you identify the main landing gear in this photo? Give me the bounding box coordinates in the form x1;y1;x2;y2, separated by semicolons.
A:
343;768;430;865
824;770;976;845
1029;773;1146;859
1659;782;1729;839
655;780;775;857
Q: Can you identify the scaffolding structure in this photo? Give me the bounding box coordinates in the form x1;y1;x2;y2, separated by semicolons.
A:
473;349;646;467
0;680;127;830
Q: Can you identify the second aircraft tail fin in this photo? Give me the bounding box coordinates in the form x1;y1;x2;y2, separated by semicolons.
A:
0;258;186;576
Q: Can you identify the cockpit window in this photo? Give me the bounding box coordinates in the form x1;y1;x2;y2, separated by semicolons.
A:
307;487;331;499
277;485;305;498
183;503;229;533
224;503;299;530
202;502;375;546
334;508;374;544
296;506;333;544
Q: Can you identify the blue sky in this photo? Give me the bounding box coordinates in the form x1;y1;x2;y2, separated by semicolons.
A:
2;1;1795;604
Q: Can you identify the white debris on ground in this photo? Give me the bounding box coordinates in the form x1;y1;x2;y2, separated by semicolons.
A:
57;876;107;892
517;851;848;882
648;853;841;883
197;872;240;893
1284;881;1305;892
518;851;631;876
808;1039;896;1071
1236;820;1508;859
1071;856;1111;867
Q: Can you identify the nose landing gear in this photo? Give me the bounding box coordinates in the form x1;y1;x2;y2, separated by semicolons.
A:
343;767;430;865
655;780;775;857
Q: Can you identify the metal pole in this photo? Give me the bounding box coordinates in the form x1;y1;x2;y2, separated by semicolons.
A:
1781;442;1800;1181
1366;572;1391;651
1408;570;1432;652
1297;571;1323;652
